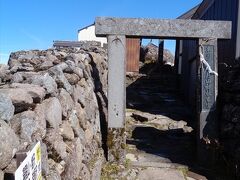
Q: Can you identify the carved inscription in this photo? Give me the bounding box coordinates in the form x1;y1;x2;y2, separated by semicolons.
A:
202;45;215;110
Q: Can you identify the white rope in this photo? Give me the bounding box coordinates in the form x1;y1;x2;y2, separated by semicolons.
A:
199;46;218;76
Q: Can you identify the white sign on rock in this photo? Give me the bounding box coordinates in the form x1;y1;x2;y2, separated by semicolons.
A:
15;142;42;180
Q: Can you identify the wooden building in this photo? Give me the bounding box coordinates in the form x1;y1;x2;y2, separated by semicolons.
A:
175;0;240;105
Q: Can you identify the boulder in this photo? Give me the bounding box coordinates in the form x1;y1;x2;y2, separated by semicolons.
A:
30;73;58;95
48;66;73;94
10;110;46;143
0;83;46;112
42;97;62;129
62;138;82;179
58;88;74;118
0;120;19;169
0;93;14;122
60;121;74;140
45;129;67;160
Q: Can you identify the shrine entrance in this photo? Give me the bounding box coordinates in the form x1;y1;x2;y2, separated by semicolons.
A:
95;17;231;165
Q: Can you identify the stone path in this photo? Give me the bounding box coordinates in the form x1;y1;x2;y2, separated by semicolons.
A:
101;66;208;180
124;67;207;180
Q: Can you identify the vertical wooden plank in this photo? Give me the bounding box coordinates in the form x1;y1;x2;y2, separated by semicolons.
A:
126;38;140;72
107;35;126;162
197;38;218;166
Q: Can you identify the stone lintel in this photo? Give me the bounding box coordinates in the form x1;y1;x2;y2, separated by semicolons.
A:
95;17;232;39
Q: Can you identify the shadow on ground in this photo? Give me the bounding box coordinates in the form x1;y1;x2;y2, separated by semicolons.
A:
125;64;215;179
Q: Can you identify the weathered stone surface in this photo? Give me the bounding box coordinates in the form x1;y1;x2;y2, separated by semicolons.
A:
20;111;44;142
0;120;19;169
46;169;61;180
3;158;17;174
0;46;108;179
91;158;103;180
137;167;185;180
48;66;73;94
0;88;33;112
95;17;232;39
64;73;80;85
41;143;49;176
107;128;126;162
58;88;74;118
60;121;74;140
107;35;126;128
62;138;82;179
0;64;10;82
30;73;58;95
10;110;46;143
79;164;91;180
45;129;67;160
42;97;62;129
0;93;14;122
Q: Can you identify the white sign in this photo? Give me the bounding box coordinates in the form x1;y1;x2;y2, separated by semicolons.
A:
15;141;42;180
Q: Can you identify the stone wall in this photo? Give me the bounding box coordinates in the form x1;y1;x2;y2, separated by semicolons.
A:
0;44;108;179
219;60;240;177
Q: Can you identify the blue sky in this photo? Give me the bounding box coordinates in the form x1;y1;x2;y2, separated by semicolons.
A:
0;0;202;64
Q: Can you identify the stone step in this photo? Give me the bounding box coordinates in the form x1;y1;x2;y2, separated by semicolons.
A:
131;161;188;169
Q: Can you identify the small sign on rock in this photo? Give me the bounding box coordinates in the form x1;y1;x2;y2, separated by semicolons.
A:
15;142;41;180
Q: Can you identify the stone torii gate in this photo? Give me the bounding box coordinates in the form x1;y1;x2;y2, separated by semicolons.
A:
95;17;232;162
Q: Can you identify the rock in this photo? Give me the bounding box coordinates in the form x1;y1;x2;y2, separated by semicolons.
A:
0;83;46;112
64;73;80;85
9;83;46;103
126;153;138;162
10;110;46;143
48;66;73;94
68;110;83;140
91;159;103;180
72;84;85;106
60;121;74;140
20;111;42;142
30;73;58;95
0;64;10;82
62;138;82;179
3;158;17;174
0;88;33;113
58;88;74;118
132;111;156;122
42;97;62;129
85;121;94;142
0;93;14;122
46;169;61;180
177;120;188;129
45;129;67;160
0;120;19;169
137;167;185;180
79;164;91;180
41;143;49;176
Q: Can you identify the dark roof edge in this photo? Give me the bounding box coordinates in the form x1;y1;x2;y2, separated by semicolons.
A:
192;0;215;19
78;23;95;33
177;4;201;19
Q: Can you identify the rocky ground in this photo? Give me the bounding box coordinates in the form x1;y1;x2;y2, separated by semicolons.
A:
101;65;208;180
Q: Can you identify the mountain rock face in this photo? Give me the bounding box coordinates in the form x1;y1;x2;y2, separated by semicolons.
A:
0;43;108;179
141;43;175;65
